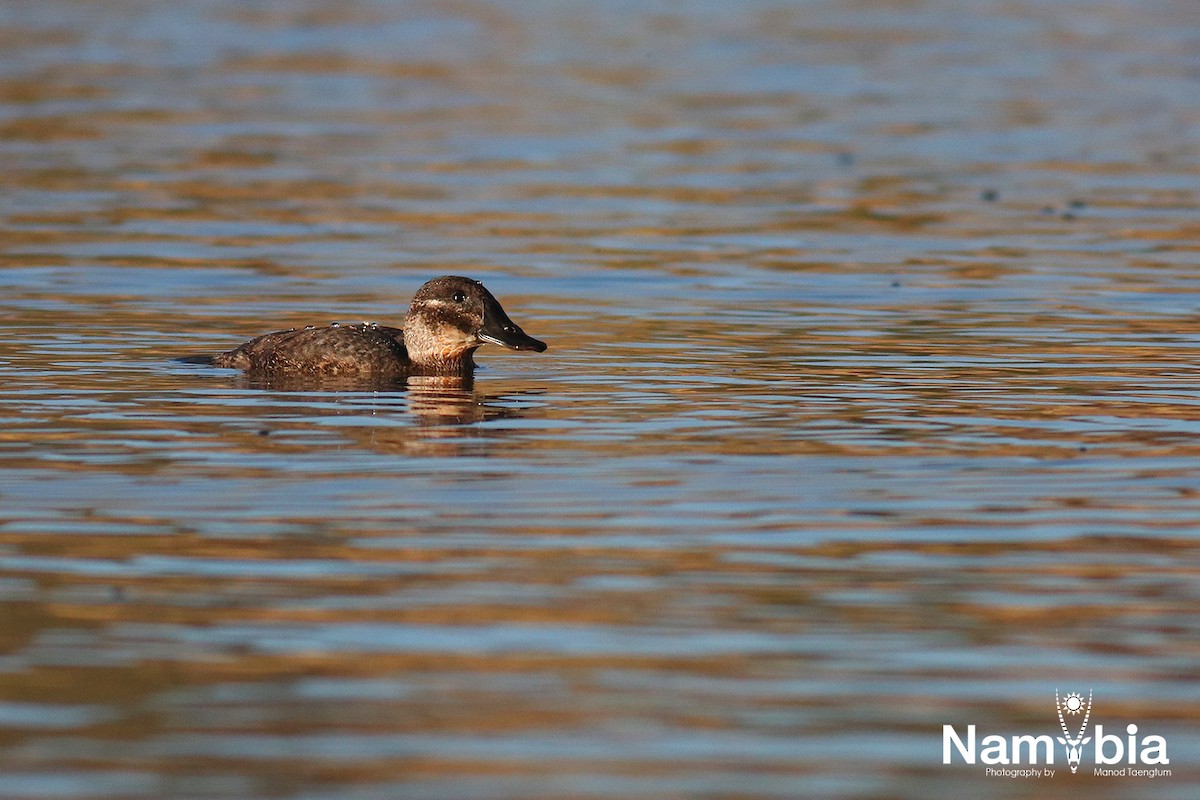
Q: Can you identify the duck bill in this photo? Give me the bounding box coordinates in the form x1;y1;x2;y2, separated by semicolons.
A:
478;296;547;352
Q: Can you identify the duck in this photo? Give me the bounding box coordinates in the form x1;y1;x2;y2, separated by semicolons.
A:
191;276;546;377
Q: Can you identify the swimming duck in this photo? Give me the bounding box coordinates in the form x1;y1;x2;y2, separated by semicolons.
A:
198;276;546;377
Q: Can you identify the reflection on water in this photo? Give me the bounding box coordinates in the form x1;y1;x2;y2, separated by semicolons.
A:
208;369;541;453
1;0;1198;798
227;372;510;425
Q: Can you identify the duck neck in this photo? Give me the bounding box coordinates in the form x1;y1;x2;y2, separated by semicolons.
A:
402;319;478;374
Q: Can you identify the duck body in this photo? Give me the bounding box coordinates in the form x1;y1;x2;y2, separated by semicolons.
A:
200;276;546;377
212;324;413;377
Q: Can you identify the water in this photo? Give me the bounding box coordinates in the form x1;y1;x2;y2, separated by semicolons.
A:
1;1;1198;797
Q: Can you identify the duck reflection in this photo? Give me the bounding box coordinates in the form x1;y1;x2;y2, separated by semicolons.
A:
405;374;505;428
231;371;531;425
215;369;541;458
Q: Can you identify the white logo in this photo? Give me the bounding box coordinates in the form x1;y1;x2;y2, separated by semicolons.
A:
1055;689;1092;773
942;690;1172;779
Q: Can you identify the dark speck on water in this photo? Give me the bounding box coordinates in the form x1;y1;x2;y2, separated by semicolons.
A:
0;1;1196;799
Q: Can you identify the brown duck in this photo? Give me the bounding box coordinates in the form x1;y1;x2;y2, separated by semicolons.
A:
192;276;546;377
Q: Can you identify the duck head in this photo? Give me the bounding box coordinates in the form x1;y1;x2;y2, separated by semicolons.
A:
402;276;547;373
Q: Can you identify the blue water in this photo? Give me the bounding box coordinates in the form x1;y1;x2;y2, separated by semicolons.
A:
0;1;1197;798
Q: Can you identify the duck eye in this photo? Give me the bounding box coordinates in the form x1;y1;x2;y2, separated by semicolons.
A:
452;291;466;303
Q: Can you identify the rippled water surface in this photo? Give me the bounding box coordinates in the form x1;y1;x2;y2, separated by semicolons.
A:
1;1;1199;798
